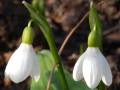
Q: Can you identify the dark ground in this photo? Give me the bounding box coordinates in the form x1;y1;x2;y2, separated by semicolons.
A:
0;0;120;90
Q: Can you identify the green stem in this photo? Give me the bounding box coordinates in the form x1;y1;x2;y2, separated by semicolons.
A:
23;1;69;90
39;25;69;90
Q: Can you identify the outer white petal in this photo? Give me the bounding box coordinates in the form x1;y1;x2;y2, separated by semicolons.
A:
99;54;112;86
83;48;102;89
91;48;112;86
73;52;85;81
30;48;40;82
5;43;33;83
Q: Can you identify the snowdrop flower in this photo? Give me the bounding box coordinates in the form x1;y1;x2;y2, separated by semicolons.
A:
5;22;40;83
73;47;112;89
5;43;40;83
73;2;112;89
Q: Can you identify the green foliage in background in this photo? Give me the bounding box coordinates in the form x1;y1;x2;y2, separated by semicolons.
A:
30;50;95;90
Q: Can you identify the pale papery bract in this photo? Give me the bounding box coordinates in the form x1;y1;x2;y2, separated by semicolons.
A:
73;47;112;89
5;43;40;83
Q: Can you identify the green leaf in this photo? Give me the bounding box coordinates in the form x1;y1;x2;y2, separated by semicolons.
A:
30;50;95;90
23;1;49;34
31;50;55;90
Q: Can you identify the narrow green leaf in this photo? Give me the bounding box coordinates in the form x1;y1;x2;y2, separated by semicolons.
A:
23;1;49;34
80;44;84;54
32;0;45;16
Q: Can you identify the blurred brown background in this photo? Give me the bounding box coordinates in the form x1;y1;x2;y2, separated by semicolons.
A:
0;0;120;90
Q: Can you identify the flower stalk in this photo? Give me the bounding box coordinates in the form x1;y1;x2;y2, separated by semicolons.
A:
23;1;69;90
73;1;112;89
89;1;106;90
5;21;40;83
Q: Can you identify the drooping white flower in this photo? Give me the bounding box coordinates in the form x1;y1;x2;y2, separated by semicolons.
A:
73;47;112;89
5;43;40;83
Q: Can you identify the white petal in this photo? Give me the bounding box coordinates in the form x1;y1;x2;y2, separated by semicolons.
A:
30;48;40;82
91;48;112;86
73;53;85;81
100;55;112;86
5;43;33;83
83;48;102;89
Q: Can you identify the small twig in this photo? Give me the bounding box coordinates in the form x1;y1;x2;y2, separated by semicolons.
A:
103;22;120;36
46;64;59;90
59;12;89;55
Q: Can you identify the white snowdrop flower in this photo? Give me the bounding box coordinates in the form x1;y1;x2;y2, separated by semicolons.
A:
73;47;112;89
5;43;40;83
